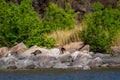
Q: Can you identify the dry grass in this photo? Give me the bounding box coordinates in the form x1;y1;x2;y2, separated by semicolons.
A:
112;32;120;46
47;24;83;46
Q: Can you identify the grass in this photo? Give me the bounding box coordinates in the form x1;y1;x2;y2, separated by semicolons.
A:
47;24;83;47
112;32;120;46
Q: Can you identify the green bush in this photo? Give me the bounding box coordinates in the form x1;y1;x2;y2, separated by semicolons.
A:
43;2;76;32
81;2;120;53
0;0;76;48
0;0;55;48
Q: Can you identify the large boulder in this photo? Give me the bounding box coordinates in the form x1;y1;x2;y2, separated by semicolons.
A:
71;51;80;60
72;55;91;67
44;60;60;68
0;47;9;57
24;59;35;69
15;60;25;69
34;54;57;68
71;51;92;68
108;64;120;68
16;54;36;69
6;42;27;57
102;57;120;64
20;45;49;57
59;51;72;64
47;48;61;59
4;54;18;69
89;57;103;68
63;42;84;53
71;51;92;60
102;56;120;68
0;58;7;69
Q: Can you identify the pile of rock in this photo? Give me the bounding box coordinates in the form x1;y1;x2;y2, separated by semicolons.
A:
0;42;120;70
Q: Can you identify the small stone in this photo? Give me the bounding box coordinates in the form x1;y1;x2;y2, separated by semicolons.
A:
101;64;109;68
53;63;68;69
83;65;91;70
72;65;82;68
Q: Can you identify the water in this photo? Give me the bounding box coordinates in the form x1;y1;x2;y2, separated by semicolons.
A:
0;68;120;80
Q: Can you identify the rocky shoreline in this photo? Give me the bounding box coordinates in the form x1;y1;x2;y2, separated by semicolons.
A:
0;42;120;70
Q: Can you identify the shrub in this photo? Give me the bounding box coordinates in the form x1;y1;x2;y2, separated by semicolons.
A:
0;0;55;48
0;0;76;48
43;2;76;32
81;2;120;53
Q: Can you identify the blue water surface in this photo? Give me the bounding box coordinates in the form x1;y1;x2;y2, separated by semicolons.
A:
0;69;120;80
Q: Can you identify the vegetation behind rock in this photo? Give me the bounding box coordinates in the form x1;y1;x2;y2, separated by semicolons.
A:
81;2;120;53
0;0;76;48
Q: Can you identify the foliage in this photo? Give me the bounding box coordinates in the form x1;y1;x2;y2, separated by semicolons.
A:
92;2;103;11
0;0;76;48
81;2;120;53
43;2;76;32
0;0;55;48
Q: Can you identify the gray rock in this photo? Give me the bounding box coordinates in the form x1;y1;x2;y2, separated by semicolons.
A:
45;60;60;68
71;51;92;68
24;59;35;69
15;60;25;69
73;56;91;66
48;48;61;59
71;51;80;60
18;56;26;60
102;57;120;64
71;51;92;66
0;58;7;69
109;64;120;68
71;51;92;60
59;52;72;63
34;54;57;68
93;53;111;59
4;54;17;69
89;57;103;68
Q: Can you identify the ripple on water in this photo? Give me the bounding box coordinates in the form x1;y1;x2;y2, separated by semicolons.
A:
0;68;120;80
